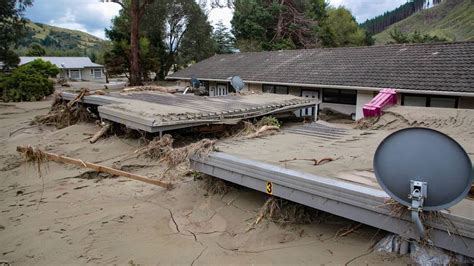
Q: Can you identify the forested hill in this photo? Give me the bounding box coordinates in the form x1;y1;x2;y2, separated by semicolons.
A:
373;0;474;44
16;21;106;57
360;0;434;35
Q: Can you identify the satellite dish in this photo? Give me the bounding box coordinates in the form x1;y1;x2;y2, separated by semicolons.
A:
230;76;245;92
374;127;473;237
191;77;200;89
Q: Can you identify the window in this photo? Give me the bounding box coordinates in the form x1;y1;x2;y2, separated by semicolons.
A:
262;84;289;94
275;86;288;94
322;89;357;105
69;70;80;79
430;97;457;108
401;94;458;108
93;69;102;79
263;85;274;93
403;95;427;107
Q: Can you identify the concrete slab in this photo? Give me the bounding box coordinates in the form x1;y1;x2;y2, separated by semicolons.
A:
190;121;474;257
61;91;319;133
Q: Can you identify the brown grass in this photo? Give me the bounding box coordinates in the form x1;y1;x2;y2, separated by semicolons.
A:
18;145;48;178
161;138;216;167
136;134;174;160
382;198;462;243
255;196;319;225
201;175;229;195
17;146;49;209
384;198;409;218
137;134;216;167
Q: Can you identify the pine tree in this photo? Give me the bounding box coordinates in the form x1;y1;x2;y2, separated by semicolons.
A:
212;21;234;54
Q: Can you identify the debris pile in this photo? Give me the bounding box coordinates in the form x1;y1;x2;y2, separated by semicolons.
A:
34;89;94;129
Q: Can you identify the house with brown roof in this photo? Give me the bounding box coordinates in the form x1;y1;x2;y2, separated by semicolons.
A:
167;41;474;120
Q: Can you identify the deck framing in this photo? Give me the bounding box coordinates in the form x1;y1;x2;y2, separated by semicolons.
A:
190;152;474;257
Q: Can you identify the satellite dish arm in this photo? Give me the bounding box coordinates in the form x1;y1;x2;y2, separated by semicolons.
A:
408;180;427;239
411;209;425;238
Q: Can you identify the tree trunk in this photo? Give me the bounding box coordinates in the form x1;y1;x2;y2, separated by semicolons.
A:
129;0;142;86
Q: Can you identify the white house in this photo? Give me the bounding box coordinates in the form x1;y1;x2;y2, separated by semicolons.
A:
20;56;106;82
167;42;474;120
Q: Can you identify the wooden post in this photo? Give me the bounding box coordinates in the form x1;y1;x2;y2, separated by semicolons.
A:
17;146;172;189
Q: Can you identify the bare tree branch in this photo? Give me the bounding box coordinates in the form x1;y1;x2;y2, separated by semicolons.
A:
101;0;125;9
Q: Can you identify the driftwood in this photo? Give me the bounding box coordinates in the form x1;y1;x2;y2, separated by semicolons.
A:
122;86;177;94
337;223;362;237
279;157;334;165
17;146;172;189
67;88;90;108
90;123;111;144
246;125;280;138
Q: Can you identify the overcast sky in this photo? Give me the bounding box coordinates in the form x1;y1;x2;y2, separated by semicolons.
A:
25;0;407;39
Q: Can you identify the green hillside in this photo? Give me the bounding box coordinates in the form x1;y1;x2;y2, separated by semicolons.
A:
16;21;107;57
374;0;474;44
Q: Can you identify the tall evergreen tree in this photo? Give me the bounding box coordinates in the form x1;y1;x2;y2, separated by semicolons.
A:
212;21;234;54
388;28;448;44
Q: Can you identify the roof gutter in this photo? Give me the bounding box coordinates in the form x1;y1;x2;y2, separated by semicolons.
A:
167;76;474;97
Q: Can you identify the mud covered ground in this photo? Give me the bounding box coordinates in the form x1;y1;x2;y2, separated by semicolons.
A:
0;99;413;265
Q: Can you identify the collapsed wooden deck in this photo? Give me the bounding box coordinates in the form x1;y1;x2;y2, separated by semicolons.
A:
61;91;318;133
190;122;474;257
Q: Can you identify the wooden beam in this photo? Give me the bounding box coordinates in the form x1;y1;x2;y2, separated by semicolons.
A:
17;146;172;189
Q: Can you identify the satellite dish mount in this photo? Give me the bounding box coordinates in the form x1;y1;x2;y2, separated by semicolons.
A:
374;128;472;241
408;180;427;237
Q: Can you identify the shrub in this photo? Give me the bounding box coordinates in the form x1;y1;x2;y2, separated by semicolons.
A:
20;59;60;77
1;59;58;102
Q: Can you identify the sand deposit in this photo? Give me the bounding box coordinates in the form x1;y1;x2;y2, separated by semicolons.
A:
356;105;474;131
0;99;415;265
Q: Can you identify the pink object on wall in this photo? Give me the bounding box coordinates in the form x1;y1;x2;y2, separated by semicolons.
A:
363;88;397;117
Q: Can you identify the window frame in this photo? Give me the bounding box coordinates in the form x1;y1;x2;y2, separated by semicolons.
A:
401;93;459;108
262;84;289;94
322;88;357;105
93;69;102;78
69;69;81;80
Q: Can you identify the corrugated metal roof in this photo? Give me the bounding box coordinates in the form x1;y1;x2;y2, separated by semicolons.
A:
19;57;103;69
168;41;474;94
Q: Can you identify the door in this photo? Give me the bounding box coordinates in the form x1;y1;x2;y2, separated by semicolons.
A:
217;84;228;96
300;90;319;117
